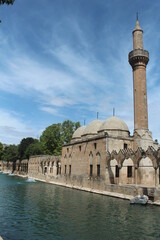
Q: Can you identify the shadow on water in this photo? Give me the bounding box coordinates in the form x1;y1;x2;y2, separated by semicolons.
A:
0;173;160;240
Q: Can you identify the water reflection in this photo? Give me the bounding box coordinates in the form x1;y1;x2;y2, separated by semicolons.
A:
0;173;160;240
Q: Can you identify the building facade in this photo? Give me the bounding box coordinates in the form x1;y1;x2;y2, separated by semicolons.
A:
59;18;160;198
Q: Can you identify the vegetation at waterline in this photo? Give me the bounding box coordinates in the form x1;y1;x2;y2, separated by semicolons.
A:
1;120;80;162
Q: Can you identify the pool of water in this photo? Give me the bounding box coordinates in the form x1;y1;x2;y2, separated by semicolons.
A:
0;173;160;240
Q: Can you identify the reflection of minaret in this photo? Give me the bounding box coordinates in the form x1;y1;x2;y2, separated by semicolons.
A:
128;16;155;150
129;15;149;131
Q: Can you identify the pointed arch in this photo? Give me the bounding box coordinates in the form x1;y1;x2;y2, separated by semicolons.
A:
146;146;158;169
117;150;126;168
135;147;146;168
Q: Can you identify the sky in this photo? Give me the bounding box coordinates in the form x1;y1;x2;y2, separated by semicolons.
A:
0;0;160;144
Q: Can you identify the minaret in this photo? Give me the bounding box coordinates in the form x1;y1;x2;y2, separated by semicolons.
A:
129;15;149;130
128;15;154;150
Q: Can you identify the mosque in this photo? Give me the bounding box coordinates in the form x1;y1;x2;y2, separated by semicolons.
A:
60;17;160;199
2;18;160;202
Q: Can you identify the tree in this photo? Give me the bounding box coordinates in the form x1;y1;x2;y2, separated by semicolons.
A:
18;137;38;160
0;142;3;159
0;0;14;4
25;141;45;159
2;144;18;162
61;120;80;144
40;123;62;156
40;120;80;156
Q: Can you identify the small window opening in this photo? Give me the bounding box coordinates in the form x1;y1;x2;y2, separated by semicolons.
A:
57;163;61;175
44;167;47;174
90;165;93;177
127;166;132;178
97;164;100;177
67;148;69;153
69;165;71;175
79;146;81;151
124;143;128;150
115;165;119;178
94;143;97;149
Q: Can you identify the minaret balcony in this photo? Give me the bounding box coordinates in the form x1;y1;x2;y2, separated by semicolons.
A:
128;49;149;67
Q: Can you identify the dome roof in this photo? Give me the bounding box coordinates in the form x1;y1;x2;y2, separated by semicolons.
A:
82;120;102;136
72;126;86;139
99;116;129;132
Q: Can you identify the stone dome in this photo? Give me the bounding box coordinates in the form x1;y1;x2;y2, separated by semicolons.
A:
72;126;86;140
82;120;102;137
98;116;129;137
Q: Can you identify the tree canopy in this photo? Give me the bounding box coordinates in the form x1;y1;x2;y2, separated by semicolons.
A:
40;123;62;156
61;120;80;144
0;142;3;159
40;120;80;156
0;0;14;4
25;141;44;159
2;144;18;162
0;120;80;161
18;137;38;160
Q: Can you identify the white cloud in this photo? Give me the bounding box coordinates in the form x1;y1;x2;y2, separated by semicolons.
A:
40;106;64;118
0;109;39;144
0;3;160;145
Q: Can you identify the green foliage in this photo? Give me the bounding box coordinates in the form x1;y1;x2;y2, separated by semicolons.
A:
18;137;38;160
25;141;44;159
1;120;80;160
61;120;80;144
0;0;14;4
2;144;18;162
40;120;80;156
0;142;3;159
40;123;62;156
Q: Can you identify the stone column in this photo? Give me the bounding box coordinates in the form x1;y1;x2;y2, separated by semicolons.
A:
134;167;137;185
155;168;158;187
118;167;122;185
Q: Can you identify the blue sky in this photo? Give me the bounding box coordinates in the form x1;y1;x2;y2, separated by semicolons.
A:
0;0;160;144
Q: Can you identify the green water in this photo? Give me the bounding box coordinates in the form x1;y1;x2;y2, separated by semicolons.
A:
0;173;160;240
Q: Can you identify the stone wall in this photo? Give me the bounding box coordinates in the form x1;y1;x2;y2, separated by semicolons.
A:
19;159;28;175
24;144;160;202
28;155;61;181
1;143;160;202
1;161;14;173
